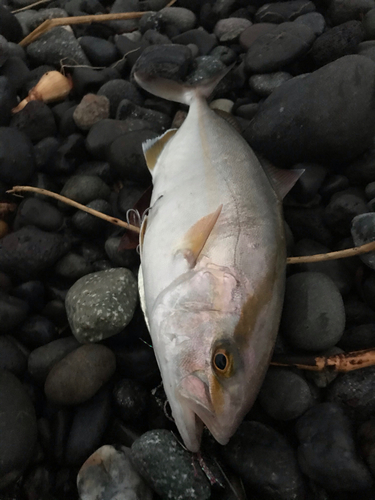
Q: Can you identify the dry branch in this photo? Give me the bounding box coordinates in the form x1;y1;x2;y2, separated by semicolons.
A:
287;241;375;264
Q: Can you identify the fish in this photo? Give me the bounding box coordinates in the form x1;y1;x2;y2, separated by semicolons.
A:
134;68;301;452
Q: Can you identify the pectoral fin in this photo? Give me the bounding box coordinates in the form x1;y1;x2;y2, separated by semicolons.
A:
259;155;304;200
143;129;177;172
176;205;223;268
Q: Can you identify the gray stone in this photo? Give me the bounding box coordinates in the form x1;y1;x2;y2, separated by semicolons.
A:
97;79;143;118
351;213;375;269
26;27;90;67
324;188;368;236
14;198;64;232
0;127;34;184
255;0;316;24
131;430;211;500
214;17;252;42
55;252;94;281
294;12;326;36
0;34;9;67
249;71;292;97
329;0;375;25
281;272;345;351
28;8;68;31
44;344;116;405
358;40;375;63
363;8;375;39
187;55;226;84
65;268;138;343
78;445;153;500
245;22;315;73
159;6;196;33
73;94;110;131
0;292;29;333
60;175;110;208
172;28;217;55
71;199;112;236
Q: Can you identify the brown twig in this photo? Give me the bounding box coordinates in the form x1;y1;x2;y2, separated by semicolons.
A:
7;186;140;233
12;0;50;13
19;0;177;47
271;348;375;372
287;241;375;264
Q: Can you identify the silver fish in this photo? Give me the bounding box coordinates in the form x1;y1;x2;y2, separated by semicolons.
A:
134;69;300;452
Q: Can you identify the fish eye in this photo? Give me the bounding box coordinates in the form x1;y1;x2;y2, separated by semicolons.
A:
213;349;230;374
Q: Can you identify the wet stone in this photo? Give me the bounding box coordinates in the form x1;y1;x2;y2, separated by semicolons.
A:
222;421;305;500
296;403;373;491
281;272;346;351
65;268;138;343
97;79;143;118
187;55;226;84
44;344;116;405
351;213;375;269
78;445;153;500
0;127;34;185
26;27;90;67
131;429;211;500
0;370;37;489
73;93;110;131
249;71;292;97
255;0;316;24
0;292;29;333
14;198;64;232
258;367;315;421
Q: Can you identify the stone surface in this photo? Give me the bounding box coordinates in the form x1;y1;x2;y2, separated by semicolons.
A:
0;126;34;185
60;175;110;207
351;213;375;269
65;268;138;343
14;198;64;232
97;79;143;118
0;336;28;377
255;0;316;23
0;292;29;333
73;93;110;130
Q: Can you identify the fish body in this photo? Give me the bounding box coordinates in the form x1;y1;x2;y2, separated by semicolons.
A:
135;70;290;452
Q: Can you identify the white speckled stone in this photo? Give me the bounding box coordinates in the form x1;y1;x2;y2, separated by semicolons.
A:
65;268;138;343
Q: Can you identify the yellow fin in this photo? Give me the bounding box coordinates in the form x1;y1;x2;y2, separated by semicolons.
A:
142;129;177;171
176;205;223;268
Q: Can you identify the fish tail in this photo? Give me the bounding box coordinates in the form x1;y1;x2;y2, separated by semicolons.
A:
133;65;233;106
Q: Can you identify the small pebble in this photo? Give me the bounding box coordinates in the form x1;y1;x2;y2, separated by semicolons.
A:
294;12;326;36
79;36;119;67
113;378;150;424
0;126;34;185
214;18;252;42
255;0;316;24
97;79;143;118
60;174;111;208
73;94;110;131
71;199;112;236
351;213;375;269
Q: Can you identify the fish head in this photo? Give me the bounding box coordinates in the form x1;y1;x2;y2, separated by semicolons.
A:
150;263;279;452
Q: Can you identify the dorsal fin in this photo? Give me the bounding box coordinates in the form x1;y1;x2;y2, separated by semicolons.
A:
175;205;223;268
259;155;304;199
143;129;177;171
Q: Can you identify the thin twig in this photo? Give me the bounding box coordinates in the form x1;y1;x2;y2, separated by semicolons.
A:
19;0;176;47
271;348;375;372
12;0;50;13
7;186;140;233
287;241;375;264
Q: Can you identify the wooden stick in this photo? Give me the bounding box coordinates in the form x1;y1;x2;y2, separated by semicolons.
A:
287;241;375;264
7;186;140;233
12;0;50;13
271;348;375;372
19;0;176;47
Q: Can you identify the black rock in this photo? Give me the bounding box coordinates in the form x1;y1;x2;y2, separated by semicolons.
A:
172;28;217;55
210;45;238;65
28;336;80;384
72;199;112;235
358;418;375;477
131;429;211;500
16;314;58;349
116;99;171;132
132;43;193;80
0;126;34;185
248;55;375;165
117;183;145;216
344;294;375;325
60;174;110;208
10;100;57;142
12;280;45;312
114;340;160;389
249;71;292;97
55;252;94;280
221;421;305;500
23;465;54;500
26;26;90;67
65;386;112;466
351;213;375;269
33;136;60;171
97;79;143;118
115;32;149;67
296;402;373;491
311;21;365;67
14;198;64;232
77;161;113;184
245;22;315;73
0;56;30;92
281;272;346;351
258;367;315;421
339;324;375;350
0;226;71;279
324;189;368;236
105;236;139;268
109;129;156;184
0;336;28;377
0;76;17;126
255;0;316;23
0;369;37;489
319;174;350;200
294;12;326;36
345;140;375;183
0;5;23;43
113;378;150;424
0;292;29;333
363;7;375;39
329;0;375;25
79;36;119;67
71;66;117;96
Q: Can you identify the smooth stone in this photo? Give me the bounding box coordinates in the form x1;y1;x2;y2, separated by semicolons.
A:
214;17;252;42
249;71;292;97
0;126;34;185
73;93;110;130
71;66;116;96
172;28;217;55
103;0;140;34
358;419;375;476
364;8;375;39
0;335;28;377
326;366;375;421
132;43;192;80
104;236;139;268
0;370;37;489
113;378;150;424
0;226;71;279
320;174;350;200
324;189;368;236
344;294;375;325
248;56;375;165
44;344;116;405
55;252;94;281
234;103;259;120
131;430;211;500
33;136;59;170
26;27;90;67
0;76;17;126
294;12;326;36
60;175;110;208
239;22;276;50
28;336;80;384
281;272;346;351
0;6;23;43
351;213;375;269
0;56;30;92
109;129;156;184
210;45;237;65
245;22;315;73
79;36;118;67
14;197;64;232
255;0;316;23
292;239;352;295
16;314;58;349
97;79;143;118
65;387;112;466
77;160;113;184
329;0;375;25
66;268;138;343
159;6;196;34
10;100;56;142
23;465;54;499
345;139;375;183
311;20;365;67
116;98;171;132
339;324;375;350
78;445;153;500
258;367;315;420
0;292;29;333
222;421;305;500
296;403;373;490
71;199;112;236
28;8;68;31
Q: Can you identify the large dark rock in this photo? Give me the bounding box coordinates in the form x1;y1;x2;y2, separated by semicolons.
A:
248;55;375;165
0;127;35;185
